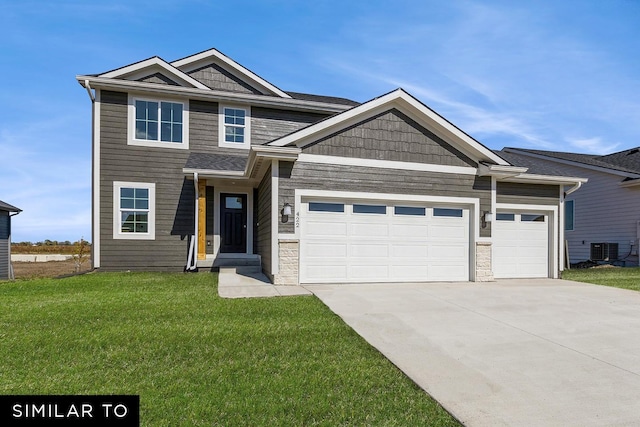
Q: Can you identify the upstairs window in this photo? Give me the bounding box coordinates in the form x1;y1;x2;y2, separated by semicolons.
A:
128;95;188;149
219;105;251;149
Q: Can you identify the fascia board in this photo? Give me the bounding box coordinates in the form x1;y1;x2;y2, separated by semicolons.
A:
477;163;529;177
99;57;210;90
501;174;588;185
77;76;350;114
503;148;640;179
171;48;292;99
269;89;509;166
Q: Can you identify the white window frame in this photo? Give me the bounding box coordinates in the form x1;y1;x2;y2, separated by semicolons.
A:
113;181;156;240
218;104;251;149
127;94;189;149
565;199;575;231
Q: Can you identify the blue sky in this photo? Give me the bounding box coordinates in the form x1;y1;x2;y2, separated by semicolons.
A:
1;0;639;242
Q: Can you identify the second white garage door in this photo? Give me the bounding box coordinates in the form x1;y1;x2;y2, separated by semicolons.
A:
299;199;470;284
493;211;549;278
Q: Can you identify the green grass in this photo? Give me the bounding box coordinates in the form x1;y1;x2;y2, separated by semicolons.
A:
563;267;640;291
0;273;459;426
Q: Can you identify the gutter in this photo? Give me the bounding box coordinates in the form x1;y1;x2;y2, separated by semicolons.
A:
83;79;95;102
564;181;583;196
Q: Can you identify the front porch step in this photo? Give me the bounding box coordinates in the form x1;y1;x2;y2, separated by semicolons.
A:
196;255;261;271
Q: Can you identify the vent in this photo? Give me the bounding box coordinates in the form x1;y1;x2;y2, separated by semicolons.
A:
590;243;619;261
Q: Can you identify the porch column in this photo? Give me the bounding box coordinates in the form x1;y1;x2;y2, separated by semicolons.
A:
198;179;207;260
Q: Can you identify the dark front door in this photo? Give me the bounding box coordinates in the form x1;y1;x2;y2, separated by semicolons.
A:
220;193;247;253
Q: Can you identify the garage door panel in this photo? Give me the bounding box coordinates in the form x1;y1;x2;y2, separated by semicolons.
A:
390;224;429;238
430;225;467;239
351;222;389;237
305;243;348;257
306;221;347;237
351;243;389;257
391;244;429;257
301;198;470;283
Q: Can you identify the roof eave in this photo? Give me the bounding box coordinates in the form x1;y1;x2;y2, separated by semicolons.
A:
501;174;588;185
76;75;351;114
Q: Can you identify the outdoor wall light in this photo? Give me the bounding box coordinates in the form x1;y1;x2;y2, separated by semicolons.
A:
482;211;493;228
281;203;292;223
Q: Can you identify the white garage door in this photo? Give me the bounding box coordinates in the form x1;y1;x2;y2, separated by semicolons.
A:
299;199;470;284
493;212;549;278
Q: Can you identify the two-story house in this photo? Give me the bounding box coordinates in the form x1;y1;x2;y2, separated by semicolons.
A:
77;48;585;285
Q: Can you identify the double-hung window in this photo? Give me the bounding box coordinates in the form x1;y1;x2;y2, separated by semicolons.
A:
129;95;188;148
219;105;251;149
113;182;156;240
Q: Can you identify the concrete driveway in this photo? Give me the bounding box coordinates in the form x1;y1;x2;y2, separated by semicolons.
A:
306;279;640;427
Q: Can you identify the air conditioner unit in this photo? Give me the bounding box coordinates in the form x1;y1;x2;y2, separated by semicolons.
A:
590;243;619;261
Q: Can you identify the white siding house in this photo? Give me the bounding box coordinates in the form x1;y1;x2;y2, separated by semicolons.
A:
503;148;640;266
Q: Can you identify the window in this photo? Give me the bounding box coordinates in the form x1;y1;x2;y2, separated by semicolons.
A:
522;214;545;222
395;206;426;216
309;202;344;213
128;95;188;149
496;213;515;221
113;182;155;240
225;196;243;209
565;200;574;231
219;105;251;149
353;204;386;214
433;208;463;218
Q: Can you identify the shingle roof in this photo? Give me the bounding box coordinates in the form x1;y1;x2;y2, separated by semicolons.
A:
184;153;246;171
285;91;360;107
506;147;640;175
495;151;581;177
0;200;21;212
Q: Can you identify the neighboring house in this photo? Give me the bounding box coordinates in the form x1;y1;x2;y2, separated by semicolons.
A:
503;147;640;266
0;200;21;280
77;48;586;284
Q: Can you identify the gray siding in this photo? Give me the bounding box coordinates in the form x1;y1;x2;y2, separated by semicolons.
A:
0;212;8;279
304;109;477;167
256;166;272;275
496;182;559;206
252;108;329;145
137;73;179;86
100;90;194;271
279;161;492;237
188;64;262;94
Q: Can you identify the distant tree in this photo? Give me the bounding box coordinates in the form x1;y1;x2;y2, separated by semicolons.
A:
63;240;71;246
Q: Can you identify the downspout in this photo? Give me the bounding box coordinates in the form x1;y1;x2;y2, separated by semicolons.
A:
185;172;199;271
193;171;199;269
564;181;582;197
84;80;95;102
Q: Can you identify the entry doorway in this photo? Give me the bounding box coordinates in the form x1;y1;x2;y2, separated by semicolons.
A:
220;193;247;253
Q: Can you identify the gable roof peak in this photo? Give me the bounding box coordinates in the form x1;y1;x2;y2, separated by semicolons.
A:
170;47;292;98
98;56;209;90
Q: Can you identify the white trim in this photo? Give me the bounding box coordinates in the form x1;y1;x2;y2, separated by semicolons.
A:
112;181;156;240
93;90;101;268
170;48;292;98
501;173;588;185
100;57;210;90
271;160;279;275
491;176;497;219
495;203;559;278
297;153;478;175
269;89;509;166
218;104;251;150
77;76;350;114
212;186;254;258
127;94;189;150
503;148;640;179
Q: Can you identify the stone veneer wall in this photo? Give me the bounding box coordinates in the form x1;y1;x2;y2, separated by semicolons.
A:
475;241;494;282
273;240;299;285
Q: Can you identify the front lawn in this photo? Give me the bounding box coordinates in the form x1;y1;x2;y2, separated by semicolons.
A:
563;267;640;291
0;273;459;426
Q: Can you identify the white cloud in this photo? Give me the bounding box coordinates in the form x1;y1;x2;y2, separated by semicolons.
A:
566;137;620;155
